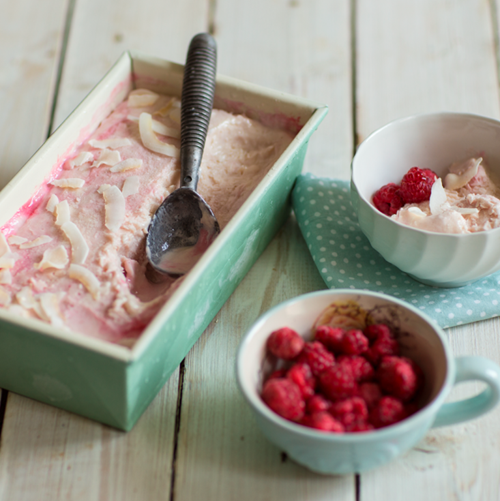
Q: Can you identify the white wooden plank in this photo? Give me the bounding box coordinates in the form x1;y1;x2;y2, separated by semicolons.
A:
0;371;179;501
356;0;500;141
175;1;356;497
0;1;206;499
356;0;500;499
53;0;209;128
216;0;353;179
176;219;355;500
0;0;68;188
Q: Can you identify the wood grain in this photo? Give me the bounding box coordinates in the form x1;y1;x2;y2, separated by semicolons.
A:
53;0;209;127
0;0;68;188
0;373;179;501
356;1;500;499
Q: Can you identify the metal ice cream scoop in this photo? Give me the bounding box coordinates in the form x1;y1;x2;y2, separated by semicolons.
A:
146;33;220;280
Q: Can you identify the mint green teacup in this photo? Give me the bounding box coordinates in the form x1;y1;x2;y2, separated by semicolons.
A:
236;290;500;474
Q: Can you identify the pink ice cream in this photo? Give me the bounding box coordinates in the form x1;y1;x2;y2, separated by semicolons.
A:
392;158;500;234
0;89;294;346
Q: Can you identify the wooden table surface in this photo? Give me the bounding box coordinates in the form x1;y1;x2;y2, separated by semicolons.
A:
1;0;500;499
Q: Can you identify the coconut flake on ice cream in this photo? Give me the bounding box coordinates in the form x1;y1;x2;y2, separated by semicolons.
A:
392;158;500;233
0;89;294;346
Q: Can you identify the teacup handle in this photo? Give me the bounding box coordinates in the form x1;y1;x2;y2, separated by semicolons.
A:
432;356;500;428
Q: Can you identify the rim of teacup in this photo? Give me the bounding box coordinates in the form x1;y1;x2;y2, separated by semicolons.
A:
350;111;500;238
236;289;455;442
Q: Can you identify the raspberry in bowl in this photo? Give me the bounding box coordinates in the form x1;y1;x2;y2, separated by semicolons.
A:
351;112;500;287
236;290;500;474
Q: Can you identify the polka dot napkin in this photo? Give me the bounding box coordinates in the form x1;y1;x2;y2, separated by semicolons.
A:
291;173;500;329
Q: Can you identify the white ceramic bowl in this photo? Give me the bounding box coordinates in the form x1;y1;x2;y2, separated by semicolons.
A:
236;290;500;474
351;112;500;287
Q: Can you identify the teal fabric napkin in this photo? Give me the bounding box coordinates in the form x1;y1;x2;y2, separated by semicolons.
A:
292;174;500;329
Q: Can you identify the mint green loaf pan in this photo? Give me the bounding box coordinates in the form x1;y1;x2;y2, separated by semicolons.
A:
0;51;327;430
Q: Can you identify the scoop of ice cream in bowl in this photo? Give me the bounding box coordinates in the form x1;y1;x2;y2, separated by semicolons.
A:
236;290;500;475
350;112;500;287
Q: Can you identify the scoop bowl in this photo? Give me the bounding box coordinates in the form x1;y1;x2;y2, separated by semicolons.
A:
236;289;500;474
351;112;500;287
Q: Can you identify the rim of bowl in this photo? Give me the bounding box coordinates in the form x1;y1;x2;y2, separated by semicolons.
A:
236;289;455;442
351;111;500;238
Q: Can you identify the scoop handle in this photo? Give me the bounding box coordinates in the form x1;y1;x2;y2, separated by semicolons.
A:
180;33;217;191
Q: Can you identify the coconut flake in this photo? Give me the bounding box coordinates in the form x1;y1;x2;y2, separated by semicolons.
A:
169;107;181;124
0;287;11;306
407;207;427;218
444;158;482;190
453;207;480;215
429;178;450;215
101;185;125;232
50;178;85;189
0;233;10;256
0;269;11;285
39;293;65;327
19;235;53;249
110;158;143;173
128;89;159;107
153;97;176;117
89;138;132;149
92;149;121;168
55;200;71;226
127;115;180;138
139;113;180;158
7;304;30;317
16;287;37;309
69;264;100;299
69;151;93;168
61;222;89;264
122;176;140;197
8;235;28;246
46;194;59;213
0;253;16;269
34;245;69;271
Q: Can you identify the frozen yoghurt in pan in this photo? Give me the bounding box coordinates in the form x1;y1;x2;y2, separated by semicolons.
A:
0;89;294;346
373;158;500;234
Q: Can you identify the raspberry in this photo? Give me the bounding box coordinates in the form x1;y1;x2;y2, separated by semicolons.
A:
261;378;305;421
364;335;399;366
266;369;287;381
347;421;375;432
372;183;404;216
341;329;369;355
399;167;438;204
377;356;419;401
337;355;374;382
330;397;368;429
306;394;332;414
364;324;392;342
370;396;405;428
266;327;305;360
302;411;344;432
319;364;358;401
404;402;419;419
287;363;316;398
359;382;383;409
296;341;335;377
314;325;344;353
